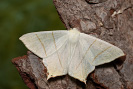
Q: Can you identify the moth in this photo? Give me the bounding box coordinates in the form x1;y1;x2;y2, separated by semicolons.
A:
20;28;125;83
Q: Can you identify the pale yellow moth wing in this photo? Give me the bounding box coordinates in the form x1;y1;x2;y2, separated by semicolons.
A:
68;39;95;83
19;30;68;58
43;37;70;79
80;33;125;66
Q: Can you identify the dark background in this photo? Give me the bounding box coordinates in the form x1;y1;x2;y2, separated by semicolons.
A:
0;0;65;89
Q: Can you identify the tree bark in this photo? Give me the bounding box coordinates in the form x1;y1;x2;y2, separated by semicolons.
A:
12;0;133;89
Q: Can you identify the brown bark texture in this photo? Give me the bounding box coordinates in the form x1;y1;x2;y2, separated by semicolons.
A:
12;0;133;89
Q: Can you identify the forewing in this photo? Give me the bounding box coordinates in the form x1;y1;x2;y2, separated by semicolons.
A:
80;33;125;66
19;30;68;58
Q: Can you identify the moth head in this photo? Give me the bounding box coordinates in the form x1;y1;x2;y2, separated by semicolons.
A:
69;28;80;43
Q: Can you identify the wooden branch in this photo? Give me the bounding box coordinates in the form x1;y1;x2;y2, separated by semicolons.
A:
12;0;133;89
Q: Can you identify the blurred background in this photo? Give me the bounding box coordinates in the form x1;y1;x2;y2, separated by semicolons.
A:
0;0;65;89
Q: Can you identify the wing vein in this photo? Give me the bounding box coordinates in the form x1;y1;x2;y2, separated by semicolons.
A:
92;46;111;62
52;32;63;68
35;34;47;56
